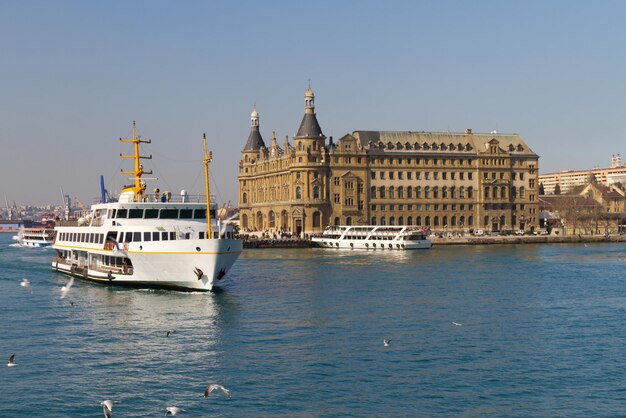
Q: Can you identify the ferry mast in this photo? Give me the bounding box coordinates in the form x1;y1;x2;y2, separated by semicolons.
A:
203;133;213;238
119;121;152;201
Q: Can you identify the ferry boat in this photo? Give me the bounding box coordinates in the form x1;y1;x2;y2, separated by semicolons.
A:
13;225;56;248
51;123;242;291
312;225;432;250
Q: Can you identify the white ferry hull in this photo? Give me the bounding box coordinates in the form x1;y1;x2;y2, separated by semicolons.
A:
52;238;242;291
313;238;432;250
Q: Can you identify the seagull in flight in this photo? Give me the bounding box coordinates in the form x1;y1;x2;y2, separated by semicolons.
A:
100;400;118;418
204;384;231;398
7;353;16;367
165;406;187;416
452;322;463;327
20;278;32;294
60;277;74;299
383;339;391;347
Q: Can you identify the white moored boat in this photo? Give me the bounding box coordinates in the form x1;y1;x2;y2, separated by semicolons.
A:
312;225;432;250
51;123;242;291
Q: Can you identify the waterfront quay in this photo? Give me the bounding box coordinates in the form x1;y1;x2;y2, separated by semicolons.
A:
243;233;626;248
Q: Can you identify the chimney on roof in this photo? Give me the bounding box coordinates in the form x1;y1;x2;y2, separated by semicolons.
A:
465;128;472;134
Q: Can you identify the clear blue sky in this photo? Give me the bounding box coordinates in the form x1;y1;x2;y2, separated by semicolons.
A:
1;1;625;207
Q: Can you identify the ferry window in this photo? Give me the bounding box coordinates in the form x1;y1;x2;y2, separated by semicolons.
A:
199;231;205;239
144;232;151;241
160;209;179;219
123;232;132;243
169;232;176;240
161;231;169;241
99;234;104;244
133;232;141;241
194;209;206;219
129;209;143;219
152;232;160;241
209;209;216;219
117;209;128;218
180;209;193;219
110;209;117;218
90;234;95;243
145;209;158;219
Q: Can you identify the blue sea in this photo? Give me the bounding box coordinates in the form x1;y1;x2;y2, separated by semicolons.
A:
1;233;626;417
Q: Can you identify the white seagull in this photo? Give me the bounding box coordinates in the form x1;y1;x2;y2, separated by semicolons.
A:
383;339;391;347
165;406;187;416
7;353;16;367
100;400;118;418
20;278;32;294
204;384;231;398
452;322;463;326
60;277;74;299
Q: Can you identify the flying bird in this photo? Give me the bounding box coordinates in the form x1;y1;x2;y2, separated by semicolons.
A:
204;384;231;398
383;339;391;347
452;322;463;326
100;400;118;418
20;278;32;294
7;353;16;367
165;406;187;416
60;277;74;299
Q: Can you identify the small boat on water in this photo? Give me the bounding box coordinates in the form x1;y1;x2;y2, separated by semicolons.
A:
312;225;432;250
13;225;56;248
51;123;242;291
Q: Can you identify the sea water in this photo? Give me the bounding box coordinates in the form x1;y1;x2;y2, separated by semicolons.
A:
1;233;626;417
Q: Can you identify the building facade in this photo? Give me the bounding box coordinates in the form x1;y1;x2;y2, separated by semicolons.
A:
238;88;540;236
539;154;626;195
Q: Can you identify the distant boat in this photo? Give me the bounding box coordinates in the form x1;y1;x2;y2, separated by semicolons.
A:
312;225;432;250
13;225;56;248
50;123;242;291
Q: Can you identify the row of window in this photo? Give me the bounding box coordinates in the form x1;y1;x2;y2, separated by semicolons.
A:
370;203;531;212
111;208;212;220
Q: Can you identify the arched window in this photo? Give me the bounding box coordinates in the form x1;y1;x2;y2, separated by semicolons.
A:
460;187;465;198
500;215;506;227
407;187;413;199
379;186;386;198
468;215;473;226
242;214;248;229
520;187;525;198
269;211;275;228
417;216;422;226
371;216;377;225
389;186;395;199
381;217;386;226
442;187;448;199
256;211;263;229
501;186;507;199
295;186;302;199
313;186;320;199
390;216;395;226
334;217;340;226
416;186;421;198
492;187;498;199
451;187;456;199
434;216;439;226
468;187;473;199
484;215;489;226
442;216;447;226
399;216;404;225
484;186;490;199
242;192;248;204
407;216;413;226
346;216;352;226
312;211;321;228
424;186;430;199
511;186;517;198
433;187;439;199
398;187;404;199
451;216;456;226
460;215;465;226
370;186;376;198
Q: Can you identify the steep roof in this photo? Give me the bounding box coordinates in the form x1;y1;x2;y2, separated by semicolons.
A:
296;113;324;138
243;127;265;151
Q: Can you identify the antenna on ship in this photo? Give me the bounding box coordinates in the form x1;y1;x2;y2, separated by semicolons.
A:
119;121;152;201
203;133;213;239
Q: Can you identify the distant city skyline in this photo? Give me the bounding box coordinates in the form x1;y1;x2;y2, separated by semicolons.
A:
2;1;625;206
